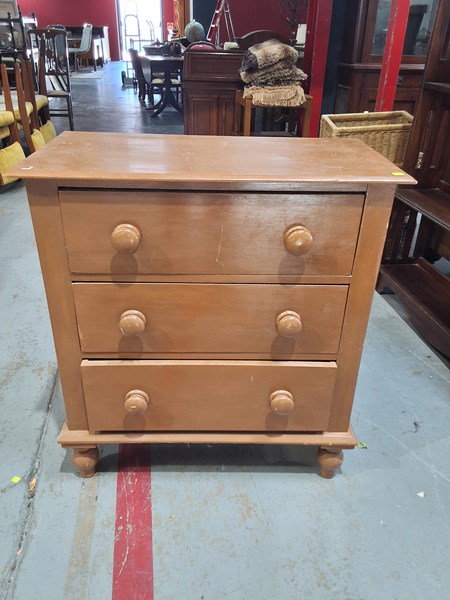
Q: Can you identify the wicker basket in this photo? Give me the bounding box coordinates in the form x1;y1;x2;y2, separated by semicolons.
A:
319;111;413;167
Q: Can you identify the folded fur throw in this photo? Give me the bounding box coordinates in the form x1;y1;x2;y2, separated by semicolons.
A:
243;85;306;107
240;63;307;87
240;39;298;74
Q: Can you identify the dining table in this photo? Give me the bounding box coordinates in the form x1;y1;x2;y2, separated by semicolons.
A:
140;54;184;117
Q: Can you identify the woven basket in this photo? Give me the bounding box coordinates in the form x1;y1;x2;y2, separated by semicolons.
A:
319;111;413;167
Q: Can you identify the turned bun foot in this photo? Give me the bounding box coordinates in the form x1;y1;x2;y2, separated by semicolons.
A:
317;447;344;478
72;446;100;478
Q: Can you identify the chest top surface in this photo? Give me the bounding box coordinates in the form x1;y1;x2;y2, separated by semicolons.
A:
9;132;415;188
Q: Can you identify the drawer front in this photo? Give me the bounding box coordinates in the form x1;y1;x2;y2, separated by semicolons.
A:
73;283;348;355
81;360;337;432
60;190;363;276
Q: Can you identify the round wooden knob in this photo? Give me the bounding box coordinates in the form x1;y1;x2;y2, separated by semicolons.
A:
284;225;313;256
269;390;295;415
119;310;146;336
124;390;149;415
111;223;141;253
276;310;303;337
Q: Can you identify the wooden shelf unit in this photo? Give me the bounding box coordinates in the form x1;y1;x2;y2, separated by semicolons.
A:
378;0;450;358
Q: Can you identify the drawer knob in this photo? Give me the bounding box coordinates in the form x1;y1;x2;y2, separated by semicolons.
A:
124;389;149;415
119;309;146;336
276;310;303;337
284;225;313;256
269;390;295;415
111;223;141;253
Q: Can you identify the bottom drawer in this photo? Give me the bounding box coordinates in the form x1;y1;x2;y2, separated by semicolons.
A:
81;360;336;433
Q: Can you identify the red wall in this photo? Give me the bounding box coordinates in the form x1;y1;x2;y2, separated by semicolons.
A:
18;0;121;60
228;0;293;39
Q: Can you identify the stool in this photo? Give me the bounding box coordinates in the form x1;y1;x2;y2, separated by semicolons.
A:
234;90;312;137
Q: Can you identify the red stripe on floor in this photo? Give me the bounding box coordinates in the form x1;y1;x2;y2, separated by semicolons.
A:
112;444;154;600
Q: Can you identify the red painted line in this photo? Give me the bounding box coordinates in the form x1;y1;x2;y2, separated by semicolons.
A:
112;444;154;600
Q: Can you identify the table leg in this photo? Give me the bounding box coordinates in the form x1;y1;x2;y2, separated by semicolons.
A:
150;72;183;117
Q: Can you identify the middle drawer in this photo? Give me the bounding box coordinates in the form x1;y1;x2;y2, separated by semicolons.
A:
73;283;348;356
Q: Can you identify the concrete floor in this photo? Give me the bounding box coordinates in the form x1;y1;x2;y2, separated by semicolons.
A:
1;62;449;600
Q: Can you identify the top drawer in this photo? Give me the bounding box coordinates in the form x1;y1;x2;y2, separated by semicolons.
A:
59;190;363;277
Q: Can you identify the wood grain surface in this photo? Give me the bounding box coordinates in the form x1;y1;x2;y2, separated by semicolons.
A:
8;132;416;186
72;283;348;356
60;190;363;276
81;360;337;433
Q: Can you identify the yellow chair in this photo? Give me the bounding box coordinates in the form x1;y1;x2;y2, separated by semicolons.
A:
20;59;57;143
1;62;49;154
0;95;25;186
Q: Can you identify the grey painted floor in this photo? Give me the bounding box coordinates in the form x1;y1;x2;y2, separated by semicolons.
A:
1;62;449;600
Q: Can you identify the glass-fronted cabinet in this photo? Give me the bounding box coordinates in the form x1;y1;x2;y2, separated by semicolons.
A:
336;0;439;114
371;0;438;57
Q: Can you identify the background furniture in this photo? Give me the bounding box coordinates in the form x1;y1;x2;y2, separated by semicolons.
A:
0;9;29;66
66;24;110;65
183;31;302;136
128;47;147;101
1;60;50;154
11;132;414;478
183;48;243;135
377;0;450;357
140;54;183;116
336;0;439;115
29;27;74;130
68;23;93;71
0;64;24;186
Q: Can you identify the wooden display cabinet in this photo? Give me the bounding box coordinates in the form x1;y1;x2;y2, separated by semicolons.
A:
336;0;439;114
377;0;450;357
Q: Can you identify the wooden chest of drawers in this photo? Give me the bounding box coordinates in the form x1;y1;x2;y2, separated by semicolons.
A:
11;132;414;478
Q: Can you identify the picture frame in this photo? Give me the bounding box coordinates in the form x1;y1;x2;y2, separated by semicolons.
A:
0;0;18;18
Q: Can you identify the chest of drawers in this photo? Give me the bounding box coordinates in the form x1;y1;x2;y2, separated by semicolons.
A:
12;132;414;478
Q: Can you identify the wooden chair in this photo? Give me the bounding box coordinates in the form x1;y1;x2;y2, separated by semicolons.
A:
20;59;57;143
68;23;93;72
128;48;150;102
1;61;52;154
28;27;74;130
234;90;313;137
0;62;34;134
20;59;47;127
0;11;28;62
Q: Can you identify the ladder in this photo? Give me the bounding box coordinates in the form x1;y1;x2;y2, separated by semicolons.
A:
206;0;235;44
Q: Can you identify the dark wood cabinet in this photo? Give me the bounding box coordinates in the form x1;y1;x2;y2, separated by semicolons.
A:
183;50;243;135
377;0;450;357
336;0;439;114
